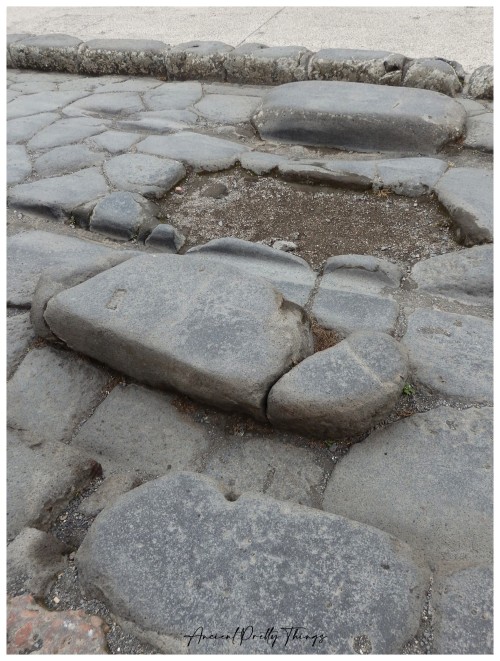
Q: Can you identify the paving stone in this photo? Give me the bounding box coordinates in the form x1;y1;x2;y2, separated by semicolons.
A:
8;167;108;219
45;255;313;419
203;82;269;97
467;65;493;99
194;94;261;124
89;191;159;241
73;384;210;478
268;331;407;440
308;48;405;85
96;78;164;93
78;473;143;517
116;109;198;133
375;157;448;196
103;153;186;198
403;58;462;96
312;255;402;336
253;81;466;153
7;91;88;120
166;41;233;81
240;151;288;175
137;131;249;172
87;129;141;153
57;75;118;92
7;145;32;185
7;431;101;540
7;346;109;446
77;471;427;654
277;162;373;190
7;594;107;654
7;528;70;598
225;44;312;84
8;34;83;73
34;145;105;178
433;565;493;654
9;80;59;94
145;224;185;252
7;312;36;378
455;97;488;116
79;38;169;77
7;112;59;144
402;308;492;403
433;167;492;245
323;407;493;569
143;81;203;110
7;89;21;102
463;113;493;152
63;91;145;117
411;245;493;306
27;116;108;150
186;237;316;306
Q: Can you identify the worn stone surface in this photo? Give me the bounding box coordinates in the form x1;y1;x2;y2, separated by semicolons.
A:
7;144;32;185
79;38;169;77
145;223;185;252
323;407;493;569
116;109;197;133
240;151;287;175
64;91;145;117
7;90;87;120
308;48;405;85
467;65;493;99
463;113;493;152
90;191;159;241
166;41;233;81
34;145;105;178
402;308;492;403
194;94;261;124
375;157;447;196
9;34;83;73
277;162;373;190
403;58;462;96
143;81;203;110
79;473;143;518
253;81;466;153
45;255;313;419
103;153;186;198
7;112;59;144
77;471;427;654
225;44;312;84
27;116;108;150
7;312;36;379
88;129;140;153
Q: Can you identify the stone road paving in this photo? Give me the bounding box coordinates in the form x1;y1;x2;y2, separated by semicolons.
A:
6;63;493;654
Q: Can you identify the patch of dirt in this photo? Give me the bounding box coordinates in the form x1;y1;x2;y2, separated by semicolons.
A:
310;318;343;352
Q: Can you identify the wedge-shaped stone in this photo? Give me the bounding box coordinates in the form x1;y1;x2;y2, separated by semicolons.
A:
268;332;408;440
253;81;466;153
79;38;169;77
44;255;313;419
77;472;427;654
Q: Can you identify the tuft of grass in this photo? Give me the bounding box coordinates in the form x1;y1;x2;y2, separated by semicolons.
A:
402;383;416;396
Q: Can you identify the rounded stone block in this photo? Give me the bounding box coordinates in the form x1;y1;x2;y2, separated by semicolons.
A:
467;65;493;99
402;58;462;96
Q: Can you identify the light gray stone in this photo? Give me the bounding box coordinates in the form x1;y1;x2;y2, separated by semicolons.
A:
116;109;197;133
7;145;32;185
166;41;233;81
145;224;185;252
9;80;58;94
77;471;428;654
7;33;34;68
44;255;313;419
7;313;36;379
297;158;378;181
467;65;493;99
240;151;287;175
455;97;489;116
203;82;269;97
323;407;493;569
7;112;59;144
225;44;312;85
403;58;462;96
463;113;493;152
194;94;261;124
277;162;372;190
402;308;492;403
308;48;405;85
143;81;203;110
273;240;297;252
63;92;145;117
253;81;466;153
96;78;164;93
375;157;448;196
268;331;407;440
9;34;83;73
7;91;88;120
90;192;159;241
103;153;185;198
88;130;140;153
27;117;108;150
79;38;169;77
34;145;105;178
78;474;143;518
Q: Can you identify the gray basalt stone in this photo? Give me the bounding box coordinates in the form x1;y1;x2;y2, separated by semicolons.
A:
225;44;312;85
375;157;447;196
252;81;466;153
27;117;108;150
145;224;185;253
79;38;170;77
166;41;233;81
308;48;406;85
44;255;314;419
103;153;185;198
7;91;88;120
267;331;408;440
34;145;105;178
7;145;32;185
8;34;83;73
7;33;34;67
87;130;141;153
277;162;373;190
7;112;59;144
403;58;462;97
116;109;198;133
143;82;203;110
463;113;493;152
467;65;493;99
90;192;159;241
7;313;36;378
240;151;287;175
402;307;492;403
323;406;493;569
63;92;145;117
194;94;261;124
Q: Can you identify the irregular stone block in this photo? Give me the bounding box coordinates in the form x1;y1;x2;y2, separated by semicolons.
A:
79;474;143;518
253;81;466;153
103;153;185;198
240;151;287;175
402;308;492;403
7;90;87;120
277;162;372;190
34;145;105;178
7;145;32;185
77;472;428;654
87;129;140;153
225;44;312;84
8;34;83;73
467;65;493;99
323;407;493;569
403;58;462;96
463;113;493;152
7;112;59;144
166;41;233;81
7;33;34;67
145;224;185;252
308;48;405;85
194;94;261;124
143;81;203;110
375;157;447;196
79;38;169;77
90;191;159;241
7;313;36;378
63;91;144;117
44;255;313;419
27;116;108;150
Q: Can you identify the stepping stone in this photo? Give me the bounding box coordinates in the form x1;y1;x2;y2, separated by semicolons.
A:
73;384;210;478
7;112;59;144
268;331;407;440
44;255;313;419
433;565;493;654
402;308;492;404
323;407;493;569
87;130;140;154
463;113;493;152
143;81;203;110
311;255;402;336
8;167;108;219
194;94;261;124
79;38;169;77
433;167;493;245
103;153;185;198
34;145;105;178
145;224;185;253
467;65;493;99
240;151;287;175
7;145;31;185
253;81;466;153
411;245;493;307
90;191;159;241
77;472;428;654
8;34;83;73
402;58;462;96
7;312;35;378
166;41;233;81
225;44;312;85
7;91;88;120
64;92;144;117
186;237;316;306
27;117;108;150
307;48;405;85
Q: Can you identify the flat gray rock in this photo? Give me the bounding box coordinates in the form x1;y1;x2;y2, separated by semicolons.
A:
402;308;492;403
240;151;287;175
253;81;466;153
103;153;185;198
433;167;493;245
433;565;493;654
194;94;261;124
27;117;108;150
7;145;32;185
375;157;447;196
8;33;82;73
308;48;404;85
77;471;428;654
403;58;462;96
7;112;59;143
145;224;185;253
277;162;373;190
463;113;493;152
87;130;140;154
225;45;312;85
323;407;493;569
143;82;203;110
7;313;35;379
64;92;144;117
116;109;197;133
411;245;493;306
7;91;87;120
34;145;105;178
90;192;159;241
96;79;164;94
467;65;493;99
166;41;233;81
79;39;169;77
186;237;316;306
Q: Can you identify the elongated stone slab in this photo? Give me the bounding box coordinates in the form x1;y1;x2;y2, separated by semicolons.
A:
79;38;169;77
77;472;428;654
252;81;466;153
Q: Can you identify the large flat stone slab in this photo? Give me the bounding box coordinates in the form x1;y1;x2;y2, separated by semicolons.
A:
7;145;32;185
77;471;428;654
7;112;59;144
252;81;466;153
44;255;313;419
7;91;88;120
103;153;186;198
27;117;108;150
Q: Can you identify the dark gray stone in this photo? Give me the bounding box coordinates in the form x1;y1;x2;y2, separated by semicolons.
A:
7;112;59;144
402;308;492;403
308;48;405;85
90;192;159;241
7;145;32;185
323;407;493;569
463;113;493;152
44;255;313;419
77;471;428;654
277;162;372;190
375;157;447;196
8;34;83;73
467;65;493;99
63;92;144;117
240;151;287;175
225;45;312;84
34;145;105;178
403;58;462;96
253;81;466;153
79;38;169;77
143;82;203;110
145;224;185;252
78;474;143;518
87;130;140;153
194;94;261;124
27;117;108;150
7;313;36;379
7;91;87;120
103;153;185;198
166;41;233;81
201;182;229;199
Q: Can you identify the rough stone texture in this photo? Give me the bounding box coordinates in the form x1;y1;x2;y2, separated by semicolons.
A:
7;347;109;445
88;129;140;153
77;472;428;654
403;58;462;96
433;167;493;245
145;223;185;252
79;473;143;518
7;33;34;68
8;34;83;73
166;41;233;81
136;131;249;172
308;48;405;85
116;110;196;133
79;38;169;77
225;44;312;84
7;112;59;144
312;255;402;336
44;255;313;419
7;144;32;185
8;167;108;219
375;157;447;196
268;332;407;440
323;407;493;569
7;91;87;120
72;384;210;478
186;237;316;307
277;162;373;190
90;191;159;241
467;65;494;99
7;431;101;540
7;594;108;654
7;528;70;598
143;81;203;110
194;94;261;124
27;116;108;150
34;145;105;178
433;565;493;654
253;81;466;153
463;113;493;152
63;91;145;117
103;153;186;198
411;245;493;306
402;308;492;404
240;151;287;175
7;313;36;379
